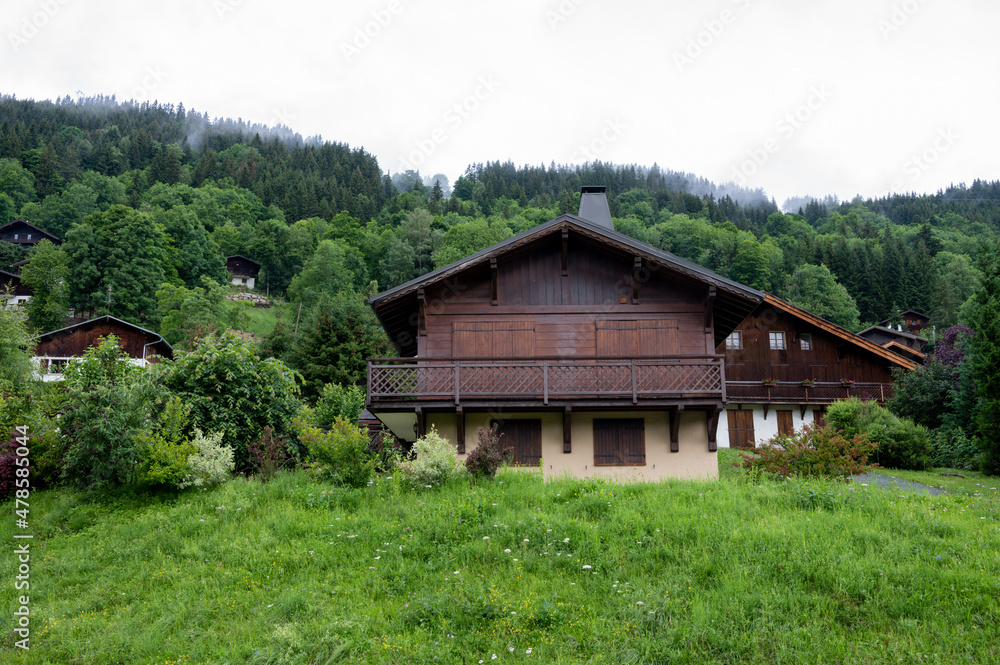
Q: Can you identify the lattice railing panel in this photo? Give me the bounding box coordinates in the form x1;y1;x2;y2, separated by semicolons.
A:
635;363;721;394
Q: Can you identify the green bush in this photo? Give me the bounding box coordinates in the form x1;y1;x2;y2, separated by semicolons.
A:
299;419;373;488
465;423;510;479
246;426;296;482
136;396;196;488
930;427;982;471
179;429;234;489
826;397;933;470
398;427;463;488
740;422;877;479
312;382;365;427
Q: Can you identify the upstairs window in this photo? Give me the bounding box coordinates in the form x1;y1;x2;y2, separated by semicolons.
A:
769;331;786;350
26;234;31;240
13;233;18;239
726;331;742;350
800;333;812;351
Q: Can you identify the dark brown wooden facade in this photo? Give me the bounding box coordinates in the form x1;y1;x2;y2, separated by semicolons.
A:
34;316;172;362
367;207;764;464
225;255;261;279
881;310;931;335
1;270;32;298
0;220;60;246
858;326;928;363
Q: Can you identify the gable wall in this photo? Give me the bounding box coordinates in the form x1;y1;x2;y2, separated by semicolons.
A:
35;322;167;360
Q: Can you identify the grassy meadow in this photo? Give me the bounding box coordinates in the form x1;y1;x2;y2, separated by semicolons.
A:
2;456;999;664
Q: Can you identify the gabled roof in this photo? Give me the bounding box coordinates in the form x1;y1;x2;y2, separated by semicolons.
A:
33;315;173;358
858;325;927;345
225;255;261;268
879;340;927;363
763;294;918;371
0;219;61;244
370;213;765;356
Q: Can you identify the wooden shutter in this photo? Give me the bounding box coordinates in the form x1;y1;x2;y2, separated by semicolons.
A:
813;408;826;428
777;410;794;436
597;320;678;356
492;419;542;466
454;321;534;358
593;418;645;466
727;410;756;449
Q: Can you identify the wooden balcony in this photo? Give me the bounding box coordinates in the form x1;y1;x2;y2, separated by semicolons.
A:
726;381;893;404
367;356;726;409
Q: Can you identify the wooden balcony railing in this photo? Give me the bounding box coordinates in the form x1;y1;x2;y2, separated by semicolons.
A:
726;381;893;404
367;356;726;406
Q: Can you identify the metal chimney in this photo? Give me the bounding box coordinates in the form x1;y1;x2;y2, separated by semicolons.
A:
578;186;613;230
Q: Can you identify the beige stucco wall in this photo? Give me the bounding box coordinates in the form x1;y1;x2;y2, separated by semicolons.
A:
425;410;718;482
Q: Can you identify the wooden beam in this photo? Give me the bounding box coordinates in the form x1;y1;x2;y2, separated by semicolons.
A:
763;403;769;419
456;406;465;454
800;404;807;420
670;406;683;453
563;407;572;453
561;229;569;276
707;407;721;452
417;288;427;336
415;407;426;439
704;285;716;330
632;256;642;304
490;258;498;306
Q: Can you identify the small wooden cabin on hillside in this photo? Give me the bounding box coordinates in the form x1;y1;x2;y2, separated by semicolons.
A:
0;220;61;246
33;315;173;381
366;188;764;480
858;325;928;363
1;269;32;309
881;310;931;336
225;255;261;290
718;294;918;448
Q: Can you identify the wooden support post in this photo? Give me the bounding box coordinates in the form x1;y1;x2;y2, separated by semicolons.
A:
632;256;641;304
670;406;683;453
490;258;498;306
800;404;807;420
563;407;572;453
707;407;721;452
561;229;569;276
456;406;465;454
417;288;427;336
704;285;716;353
415;407;426;439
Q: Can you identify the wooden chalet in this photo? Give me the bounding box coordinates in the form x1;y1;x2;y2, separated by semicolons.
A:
32;315;173;381
718;294;918;448
1;269;32;309
225;255;261;290
366;188;764;480
857;325;928;363
0;220;61;246
880;310;931;335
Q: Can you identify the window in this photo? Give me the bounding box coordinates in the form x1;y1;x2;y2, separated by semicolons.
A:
769;331;786;350
776;410;794;436
593;418;645;466
800;333;812;351
726;410;755;449
492;419;542;466
596;320;679;356
13;233;18;239
726;331;742;349
26;234;31;240
813;408;826;428
455;321;535;358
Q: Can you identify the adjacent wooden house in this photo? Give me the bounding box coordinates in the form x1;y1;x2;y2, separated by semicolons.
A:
0;220;61;246
366;188;764;480
1;269;32;309
225;255;261;290
32;315;173;381
881;310;931;335
857;325;928;363
718;294;918;448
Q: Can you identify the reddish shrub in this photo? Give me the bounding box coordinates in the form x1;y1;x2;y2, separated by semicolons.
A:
739;423;878;479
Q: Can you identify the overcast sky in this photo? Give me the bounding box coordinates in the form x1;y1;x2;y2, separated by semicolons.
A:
4;0;998;207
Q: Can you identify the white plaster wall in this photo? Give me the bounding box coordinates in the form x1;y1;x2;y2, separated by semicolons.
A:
716;405;825;448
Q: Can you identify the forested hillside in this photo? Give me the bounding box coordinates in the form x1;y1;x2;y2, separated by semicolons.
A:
1;95;997;368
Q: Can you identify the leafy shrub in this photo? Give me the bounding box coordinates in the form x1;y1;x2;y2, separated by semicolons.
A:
398;428;463;488
312;383;365;428
371;431;404;474
179;429;234;489
465;423;510;479
930;427;982;471
0;430;29;498
136;396;196;487
299;419;373;488
826;397;933;470
246;426;295;482
740;422;877;479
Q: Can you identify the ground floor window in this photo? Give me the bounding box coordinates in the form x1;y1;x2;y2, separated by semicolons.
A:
777;410;794;436
813;408;826;428
593;418;645;466
492;419;542;466
726;410;755;449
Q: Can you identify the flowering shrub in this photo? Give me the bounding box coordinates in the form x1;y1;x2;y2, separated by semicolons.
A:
246;426;295;482
299;419;373;488
465;423;510;479
179;429;235;489
739;423;877;479
398;427;463;488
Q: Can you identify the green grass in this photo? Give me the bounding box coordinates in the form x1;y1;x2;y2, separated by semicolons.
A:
2;465;999;664
868;467;1000;497
222;300;298;339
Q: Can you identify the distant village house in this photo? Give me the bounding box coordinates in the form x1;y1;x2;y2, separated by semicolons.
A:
225;255;261;290
0;219;61;246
